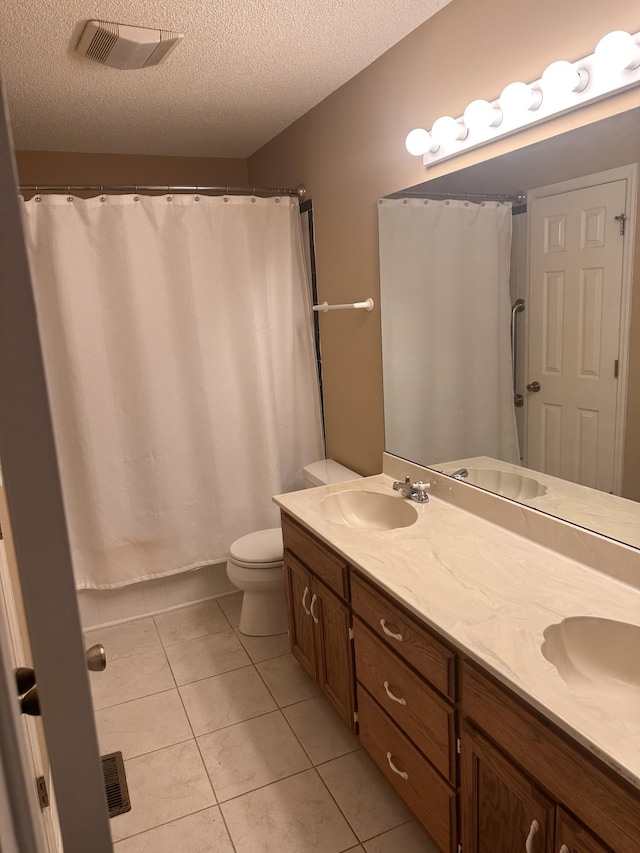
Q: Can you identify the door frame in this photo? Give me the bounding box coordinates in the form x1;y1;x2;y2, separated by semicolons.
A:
525;163;638;494
0;79;112;851
0;512;61;851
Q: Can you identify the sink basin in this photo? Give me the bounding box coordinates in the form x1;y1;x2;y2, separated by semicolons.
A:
454;468;547;500
541;617;640;693
319;490;418;531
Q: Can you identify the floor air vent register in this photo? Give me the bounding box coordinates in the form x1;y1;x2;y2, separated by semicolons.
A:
101;751;131;818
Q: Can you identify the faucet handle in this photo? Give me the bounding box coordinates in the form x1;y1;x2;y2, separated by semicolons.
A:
412;481;430;502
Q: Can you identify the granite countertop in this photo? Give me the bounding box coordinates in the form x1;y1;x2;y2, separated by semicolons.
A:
274;472;640;792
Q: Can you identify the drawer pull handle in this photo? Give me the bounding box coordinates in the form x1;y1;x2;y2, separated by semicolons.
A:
383;681;407;706
525;819;540;853
386;751;409;780
310;593;319;624
559;846;569;853
380;619;403;642
302;586;311;616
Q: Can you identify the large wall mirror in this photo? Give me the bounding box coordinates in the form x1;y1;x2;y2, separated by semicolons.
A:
379;106;640;550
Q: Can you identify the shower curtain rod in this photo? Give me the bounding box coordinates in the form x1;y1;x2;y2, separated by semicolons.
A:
18;183;307;198
392;189;526;203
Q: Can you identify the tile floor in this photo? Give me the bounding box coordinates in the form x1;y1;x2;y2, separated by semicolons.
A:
86;593;439;852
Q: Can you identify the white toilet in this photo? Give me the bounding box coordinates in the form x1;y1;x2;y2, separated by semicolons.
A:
227;460;361;636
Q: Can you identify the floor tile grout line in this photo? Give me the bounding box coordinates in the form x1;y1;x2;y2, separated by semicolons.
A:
190;700;282;740
112;803;234;849
216;764;318;808
312;751;415;846
190;716;241;853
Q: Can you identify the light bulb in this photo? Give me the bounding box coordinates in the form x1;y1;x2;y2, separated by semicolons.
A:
405;128;438;156
499;81;543;114
463;99;502;131
595;30;640;70
431;116;468;146
541;60;589;94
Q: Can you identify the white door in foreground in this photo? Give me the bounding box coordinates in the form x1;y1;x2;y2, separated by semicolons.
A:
0;78;112;851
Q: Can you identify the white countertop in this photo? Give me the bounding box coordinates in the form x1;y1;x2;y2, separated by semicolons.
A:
441;455;640;551
274;472;640;791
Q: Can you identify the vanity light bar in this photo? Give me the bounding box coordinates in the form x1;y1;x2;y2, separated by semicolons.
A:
407;29;640;166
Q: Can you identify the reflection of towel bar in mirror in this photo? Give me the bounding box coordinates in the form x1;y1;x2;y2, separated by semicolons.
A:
313;298;374;312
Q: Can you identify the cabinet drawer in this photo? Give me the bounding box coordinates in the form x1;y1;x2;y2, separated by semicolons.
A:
462;661;640;853
358;686;457;853
354;618;456;783
352;573;455;699
281;513;348;598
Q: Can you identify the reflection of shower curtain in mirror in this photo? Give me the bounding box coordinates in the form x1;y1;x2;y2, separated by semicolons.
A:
22;194;323;589
379;197;519;467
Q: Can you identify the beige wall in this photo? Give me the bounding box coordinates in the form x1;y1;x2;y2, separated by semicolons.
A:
248;0;640;476
15;150;248;188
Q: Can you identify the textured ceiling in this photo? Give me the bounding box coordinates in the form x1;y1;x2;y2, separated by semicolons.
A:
0;0;453;158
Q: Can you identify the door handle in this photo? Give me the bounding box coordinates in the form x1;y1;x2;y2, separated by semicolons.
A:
383;681;407;705
527;381;541;392
302;586;311;615
20;685;41;716
86;643;107;672
525;819;540;852
14;668;41;716
14;644;107;717
310;594;319;624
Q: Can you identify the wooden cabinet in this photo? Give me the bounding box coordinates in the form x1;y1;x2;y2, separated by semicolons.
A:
462;724;617;853
351;572;456;699
358;686;457;853
282;514;355;729
462;723;555;853
462;662;634;853
352;573;459;852
556;809;613;853
280;514;638;853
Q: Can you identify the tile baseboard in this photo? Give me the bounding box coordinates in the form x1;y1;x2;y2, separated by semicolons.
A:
79;562;238;631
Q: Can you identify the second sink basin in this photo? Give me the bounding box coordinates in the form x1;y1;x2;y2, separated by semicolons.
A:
541;616;640;693
320;490;418;531
456;467;547;500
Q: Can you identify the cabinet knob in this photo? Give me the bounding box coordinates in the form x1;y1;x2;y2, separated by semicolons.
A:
559;846;569;853
525;819;540;853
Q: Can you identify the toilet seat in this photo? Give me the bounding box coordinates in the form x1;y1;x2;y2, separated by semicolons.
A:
229;528;283;570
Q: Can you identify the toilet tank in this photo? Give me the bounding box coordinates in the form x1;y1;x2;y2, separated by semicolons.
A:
303;459;362;488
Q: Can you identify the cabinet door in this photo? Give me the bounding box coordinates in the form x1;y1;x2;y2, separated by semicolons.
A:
312;579;356;730
462;723;555;853
284;553;316;680
556;809;612;853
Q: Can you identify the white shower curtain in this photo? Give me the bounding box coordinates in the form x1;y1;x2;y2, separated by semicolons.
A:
379;197;519;467
22;193;323;589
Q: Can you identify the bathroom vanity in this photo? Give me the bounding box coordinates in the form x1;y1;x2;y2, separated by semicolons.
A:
275;459;640;853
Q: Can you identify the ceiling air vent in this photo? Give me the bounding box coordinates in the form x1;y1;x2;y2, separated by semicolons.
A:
75;20;184;69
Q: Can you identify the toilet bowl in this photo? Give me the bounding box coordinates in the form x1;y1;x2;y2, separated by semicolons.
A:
226;459;361;636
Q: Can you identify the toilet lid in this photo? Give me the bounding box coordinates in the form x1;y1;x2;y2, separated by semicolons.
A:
230;528;283;564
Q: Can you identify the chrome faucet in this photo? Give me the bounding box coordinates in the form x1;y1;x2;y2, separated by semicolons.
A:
392;475;430;503
449;468;469;479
